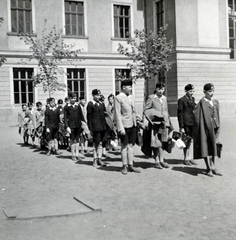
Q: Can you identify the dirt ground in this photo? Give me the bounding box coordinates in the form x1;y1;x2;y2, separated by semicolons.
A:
1;116;236;240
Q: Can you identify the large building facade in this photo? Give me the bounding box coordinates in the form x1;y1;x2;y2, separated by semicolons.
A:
145;0;236;115
0;0;145;122
0;0;235;123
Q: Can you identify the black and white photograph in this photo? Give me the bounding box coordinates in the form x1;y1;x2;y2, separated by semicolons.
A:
1;0;236;239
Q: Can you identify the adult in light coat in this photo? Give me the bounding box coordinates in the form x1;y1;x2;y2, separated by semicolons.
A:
114;79;141;175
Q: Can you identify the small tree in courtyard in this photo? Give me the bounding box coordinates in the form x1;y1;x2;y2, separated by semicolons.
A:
20;20;82;97
117;25;173;99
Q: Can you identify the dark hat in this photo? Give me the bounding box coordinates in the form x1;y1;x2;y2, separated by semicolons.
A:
121;79;133;87
203;83;214;91
155;82;165;89
68;92;77;99
92;89;101;95
57;99;63;104
36;101;42;107
79;96;85;101
185;84;194;91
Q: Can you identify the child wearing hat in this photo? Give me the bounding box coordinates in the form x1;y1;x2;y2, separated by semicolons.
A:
177;84;197;165
87;89;107;167
64;93;85;161
142;82;173;169
193;83;222;177
45;98;61;155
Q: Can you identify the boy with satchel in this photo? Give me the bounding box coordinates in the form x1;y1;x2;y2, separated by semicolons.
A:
177;84;197;165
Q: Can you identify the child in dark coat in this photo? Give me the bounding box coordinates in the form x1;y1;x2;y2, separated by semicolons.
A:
45;98;61;155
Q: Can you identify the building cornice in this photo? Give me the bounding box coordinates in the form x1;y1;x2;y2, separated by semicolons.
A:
176;46;231;55
0;50;130;60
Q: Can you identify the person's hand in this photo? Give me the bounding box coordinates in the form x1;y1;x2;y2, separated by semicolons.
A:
18;127;21;134
119;130;125;135
66;127;71;134
180;128;185;134
46;128;50;133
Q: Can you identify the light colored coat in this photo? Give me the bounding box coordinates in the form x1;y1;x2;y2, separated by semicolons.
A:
114;92;137;133
143;94;171;127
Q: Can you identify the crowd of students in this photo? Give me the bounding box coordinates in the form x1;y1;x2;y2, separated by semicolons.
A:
18;81;223;177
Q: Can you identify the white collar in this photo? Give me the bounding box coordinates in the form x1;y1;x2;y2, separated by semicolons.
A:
203;98;213;106
92;100;101;105
68;103;78;107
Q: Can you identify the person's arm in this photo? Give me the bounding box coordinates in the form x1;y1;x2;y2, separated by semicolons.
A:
143;96;152;113
113;96;125;135
177;98;185;132
45;109;50;132
78;105;85;123
86;102;92;131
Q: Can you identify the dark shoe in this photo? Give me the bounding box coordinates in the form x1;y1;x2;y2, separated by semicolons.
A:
183;160;191;165
80;150;85;155
212;169;223;176
93;159;98;168
206;170;214;177
54;150;60;155
121;165;128;175
75;156;82;162
189;160;197;165
97;158;107;167
128;165;141;173
46;150;51;156
154;162;163;169
160;162;170;168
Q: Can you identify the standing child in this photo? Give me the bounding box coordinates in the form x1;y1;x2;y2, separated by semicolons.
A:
106;94;118;151
64;93;85;161
87;89;107;167
142;83;172;169
79;96;89;155
18;104;28;145
177;84;197;165
193;83;222;177
34;102;45;147
25;102;36;147
45;98;60;156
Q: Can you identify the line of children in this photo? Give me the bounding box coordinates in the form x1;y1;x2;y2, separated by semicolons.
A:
17;83;222;177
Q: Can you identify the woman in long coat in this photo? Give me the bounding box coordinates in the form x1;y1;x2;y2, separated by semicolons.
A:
193;83;222;177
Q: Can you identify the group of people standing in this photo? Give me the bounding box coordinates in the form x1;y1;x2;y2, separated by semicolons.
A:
18;80;222;177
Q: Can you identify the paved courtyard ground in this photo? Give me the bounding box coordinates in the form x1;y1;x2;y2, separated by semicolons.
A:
1;116;236;240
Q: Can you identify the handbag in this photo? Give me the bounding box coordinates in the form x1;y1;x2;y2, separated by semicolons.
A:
216;143;222;158
172;131;192;149
163;137;174;153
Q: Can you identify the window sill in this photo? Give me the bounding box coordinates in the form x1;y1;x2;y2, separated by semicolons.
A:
111;37;134;41
62;35;89;39
7;32;37;37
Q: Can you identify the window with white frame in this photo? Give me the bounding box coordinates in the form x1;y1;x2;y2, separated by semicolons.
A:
115;69;131;95
65;1;84;36
67;69;86;99
11;0;32;33
155;0;164;31
228;0;236;59
13;68;34;104
114;5;130;38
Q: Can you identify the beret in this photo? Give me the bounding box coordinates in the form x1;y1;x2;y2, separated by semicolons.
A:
155;82;165;89
92;89;101;95
121;79;133;87
203;83;214;91
185;84;194;91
